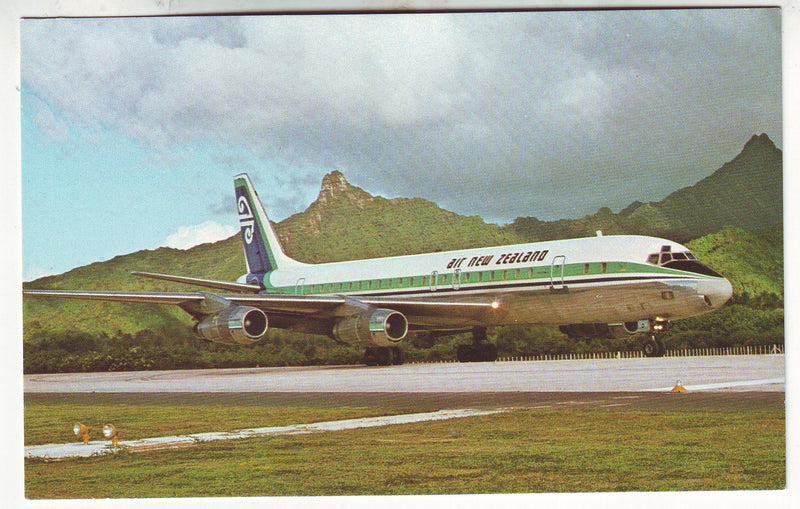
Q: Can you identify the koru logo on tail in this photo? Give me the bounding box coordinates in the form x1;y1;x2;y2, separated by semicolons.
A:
237;195;255;244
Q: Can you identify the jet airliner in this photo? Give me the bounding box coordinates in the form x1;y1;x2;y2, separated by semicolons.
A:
24;174;733;365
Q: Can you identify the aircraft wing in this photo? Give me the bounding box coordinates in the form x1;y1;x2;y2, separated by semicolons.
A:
22;289;496;325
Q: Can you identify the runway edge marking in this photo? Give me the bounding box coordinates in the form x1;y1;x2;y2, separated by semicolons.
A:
25;408;513;461
642;377;785;392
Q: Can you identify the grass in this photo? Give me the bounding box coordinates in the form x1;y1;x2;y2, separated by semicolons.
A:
24;403;785;498
24;402;390;446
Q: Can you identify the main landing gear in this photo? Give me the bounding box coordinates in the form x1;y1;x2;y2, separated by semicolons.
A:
456;327;498;363
363;346;404;366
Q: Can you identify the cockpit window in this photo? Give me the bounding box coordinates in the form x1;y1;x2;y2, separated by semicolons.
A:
646;248;722;277
663;260;723;277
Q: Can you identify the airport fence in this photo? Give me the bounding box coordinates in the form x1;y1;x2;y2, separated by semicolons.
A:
412;344;784;364
496;344;785;362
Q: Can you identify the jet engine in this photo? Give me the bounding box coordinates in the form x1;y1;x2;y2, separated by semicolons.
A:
332;308;409;347
194;305;269;345
559;320;651;339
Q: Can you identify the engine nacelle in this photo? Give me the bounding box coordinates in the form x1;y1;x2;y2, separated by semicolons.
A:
194;306;268;345
559;320;651;339
332;308;409;347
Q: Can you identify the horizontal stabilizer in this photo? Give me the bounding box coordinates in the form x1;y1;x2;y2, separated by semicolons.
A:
130;271;262;293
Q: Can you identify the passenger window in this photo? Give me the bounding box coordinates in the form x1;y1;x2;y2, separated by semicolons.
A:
601;262;607;274
584;263;590;274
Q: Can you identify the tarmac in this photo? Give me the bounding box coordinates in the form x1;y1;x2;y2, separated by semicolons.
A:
24;354;785;393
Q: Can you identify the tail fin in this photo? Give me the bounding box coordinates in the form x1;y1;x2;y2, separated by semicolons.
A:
234;173;300;275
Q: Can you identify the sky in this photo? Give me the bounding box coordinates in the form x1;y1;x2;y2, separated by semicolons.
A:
18;8;783;281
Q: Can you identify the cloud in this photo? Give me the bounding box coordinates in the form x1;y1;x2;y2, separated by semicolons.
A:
20;10;782;222
163;221;237;250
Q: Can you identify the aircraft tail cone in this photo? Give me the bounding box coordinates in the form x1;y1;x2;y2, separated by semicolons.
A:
670;380;687;393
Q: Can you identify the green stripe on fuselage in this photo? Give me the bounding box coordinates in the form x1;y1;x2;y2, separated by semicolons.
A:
261;261;713;296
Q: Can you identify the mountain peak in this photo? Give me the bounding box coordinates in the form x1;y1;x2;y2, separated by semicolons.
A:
320;170;351;195
307;171;375;222
742;133;777;153
315;170;365;207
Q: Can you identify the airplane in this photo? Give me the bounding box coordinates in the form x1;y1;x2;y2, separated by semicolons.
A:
24;173;733;366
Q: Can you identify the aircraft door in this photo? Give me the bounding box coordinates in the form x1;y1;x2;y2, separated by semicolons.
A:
550;255;566;291
295;277;306;295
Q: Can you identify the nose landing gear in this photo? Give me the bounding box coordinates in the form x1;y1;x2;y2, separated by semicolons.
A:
643;335;666;357
642;319;669;357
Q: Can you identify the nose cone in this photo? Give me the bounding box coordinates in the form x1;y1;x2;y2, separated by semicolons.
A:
698;277;733;309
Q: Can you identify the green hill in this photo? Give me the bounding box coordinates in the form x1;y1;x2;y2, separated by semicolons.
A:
277;171;524;263
686;226;783;297
651;134;782;240
508;134;782;243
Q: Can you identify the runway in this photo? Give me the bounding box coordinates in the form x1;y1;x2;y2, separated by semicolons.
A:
24;354;784;394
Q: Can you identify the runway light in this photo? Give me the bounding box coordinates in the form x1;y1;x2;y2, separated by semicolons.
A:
491;301;500;310
73;422;91;444
103;424;119;446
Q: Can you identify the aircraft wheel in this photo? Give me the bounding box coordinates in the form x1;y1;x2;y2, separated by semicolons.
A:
391;347;404;365
481;343;498;362
375;347;392;366
643;336;666;358
457;344;474;363
655;338;667;357
457;344;497;362
363;347;378;366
